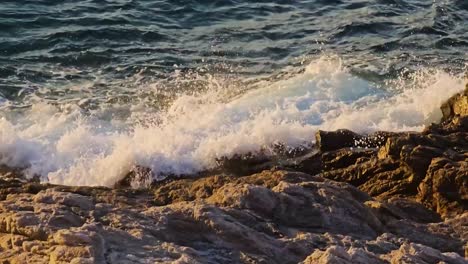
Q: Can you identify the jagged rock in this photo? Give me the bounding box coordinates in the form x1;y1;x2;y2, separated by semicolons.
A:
301;246;386;264
114;165;153;189
441;85;468;122
207;176;383;236
302;238;466;264
418;158;468;218
313;105;467;217
315;130;401;153
153;170;318;206
355;131;403;149
0;84;466;263
292;151;323;175
385;197;441;223
322;148;376;171
215;153;273;176
386;242;467;264
0;169;464;263
316;129;362;152
33;189;94;211
321;157;415;198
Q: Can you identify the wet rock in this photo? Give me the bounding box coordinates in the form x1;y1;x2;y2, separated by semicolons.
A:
0;85;466;263
441;85;468;122
291;151;323;175
321;148;376;171
315;130;401;153
114;165;153;189
215;153;273;176
355;131;403;149
316;129;362;152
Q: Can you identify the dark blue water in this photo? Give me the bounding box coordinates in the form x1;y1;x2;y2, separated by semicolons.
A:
0;0;467;186
1;0;467;104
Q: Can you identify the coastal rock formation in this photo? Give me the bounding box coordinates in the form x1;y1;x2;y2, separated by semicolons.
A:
0;170;466;263
295;86;468;219
0;86;466;263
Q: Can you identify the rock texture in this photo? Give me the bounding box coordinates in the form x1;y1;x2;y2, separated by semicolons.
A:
0;170;466;263
0;86;466;263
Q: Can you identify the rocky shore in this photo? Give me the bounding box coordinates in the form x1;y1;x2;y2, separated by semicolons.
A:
0;86;466;263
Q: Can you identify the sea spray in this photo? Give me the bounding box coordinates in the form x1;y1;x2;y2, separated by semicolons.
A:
0;57;465;186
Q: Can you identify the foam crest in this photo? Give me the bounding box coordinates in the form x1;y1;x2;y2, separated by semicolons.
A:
0;57;465;186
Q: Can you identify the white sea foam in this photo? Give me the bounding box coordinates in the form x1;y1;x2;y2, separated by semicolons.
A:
0;56;465;186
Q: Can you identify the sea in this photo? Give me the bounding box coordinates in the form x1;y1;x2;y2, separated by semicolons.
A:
0;0;467;186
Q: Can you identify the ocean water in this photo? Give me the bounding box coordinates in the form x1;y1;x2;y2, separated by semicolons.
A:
0;0;467;186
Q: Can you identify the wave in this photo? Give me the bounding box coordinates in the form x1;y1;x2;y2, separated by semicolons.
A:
0;56;465;187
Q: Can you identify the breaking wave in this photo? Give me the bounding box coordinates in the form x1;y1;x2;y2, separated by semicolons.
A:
0;56;465;186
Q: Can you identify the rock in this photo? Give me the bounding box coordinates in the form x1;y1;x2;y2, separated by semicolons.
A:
321;148;376;171
385;218;465;255
0;165;23;180
355;131;404;149
385;197;441;223
0;85;465;263
291;151;323;175
316;129;362;152
321;157;415;198
387;242;466;264
0;169;465;263
114;165;153;189
215;153;273;176
33;189;94;211
301;246;353;264
418;158;468;218
441;85;468;122
53;230;94;247
70;258;95;264
315;130;402;153
49;245;94;264
208;183;278;217
153;170;317;206
301;246;387;264
302;236;466;264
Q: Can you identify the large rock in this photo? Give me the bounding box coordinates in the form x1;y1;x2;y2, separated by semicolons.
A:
418;158;468;218
0;169;465;263
315;129;362;152
441;85;468;122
